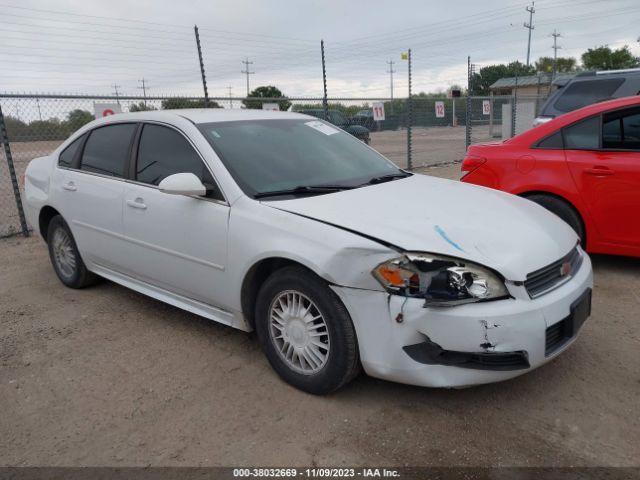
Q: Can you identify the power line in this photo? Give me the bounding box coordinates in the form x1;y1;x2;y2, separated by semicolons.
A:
524;1;536;67
241;57;254;96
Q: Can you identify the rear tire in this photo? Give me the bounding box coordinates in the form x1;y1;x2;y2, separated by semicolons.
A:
47;215;99;289
526;194;585;245
255;266;360;395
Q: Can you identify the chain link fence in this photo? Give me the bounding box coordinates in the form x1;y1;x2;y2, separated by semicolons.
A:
466;94;548;146
0;92;548;239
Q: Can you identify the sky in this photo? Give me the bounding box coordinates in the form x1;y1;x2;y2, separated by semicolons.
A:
1;0;639;100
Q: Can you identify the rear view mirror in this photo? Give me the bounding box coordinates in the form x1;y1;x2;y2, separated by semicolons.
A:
158;173;206;196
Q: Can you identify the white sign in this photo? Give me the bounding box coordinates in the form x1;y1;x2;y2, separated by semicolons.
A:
262;103;280;111
372;102;385;121
435;101;445;118
482;100;491;116
93;102;122;119
305;120;339;136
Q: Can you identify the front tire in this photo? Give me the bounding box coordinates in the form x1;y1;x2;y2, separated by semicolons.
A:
47;215;98;289
255;266;360;394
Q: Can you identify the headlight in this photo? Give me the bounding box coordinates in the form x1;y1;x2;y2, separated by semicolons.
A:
372;253;509;306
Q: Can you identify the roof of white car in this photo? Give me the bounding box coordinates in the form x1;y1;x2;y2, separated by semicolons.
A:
99;108;310;125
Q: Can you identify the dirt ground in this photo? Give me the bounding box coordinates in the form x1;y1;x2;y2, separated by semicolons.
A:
1;163;639;467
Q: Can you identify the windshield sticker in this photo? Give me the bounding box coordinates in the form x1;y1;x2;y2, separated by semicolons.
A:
305;121;339;136
210;130;221;138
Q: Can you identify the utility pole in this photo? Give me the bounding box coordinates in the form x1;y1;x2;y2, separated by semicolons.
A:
137;78;149;107
194;25;210;107
386;60;395;101
227;86;233;108
241;57;254;96
551;29;562;80
524;1;535;67
112;83;121;104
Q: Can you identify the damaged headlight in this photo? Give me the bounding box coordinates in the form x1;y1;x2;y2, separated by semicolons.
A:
372;253;509;306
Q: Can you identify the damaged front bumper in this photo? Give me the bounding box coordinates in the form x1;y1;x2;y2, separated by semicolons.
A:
331;252;593;388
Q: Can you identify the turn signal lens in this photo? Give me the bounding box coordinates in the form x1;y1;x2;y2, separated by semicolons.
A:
373;263;415;290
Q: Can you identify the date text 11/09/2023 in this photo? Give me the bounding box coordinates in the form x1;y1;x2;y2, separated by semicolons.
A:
232;468;400;478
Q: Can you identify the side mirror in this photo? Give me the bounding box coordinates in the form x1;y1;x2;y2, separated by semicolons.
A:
158;173;206;196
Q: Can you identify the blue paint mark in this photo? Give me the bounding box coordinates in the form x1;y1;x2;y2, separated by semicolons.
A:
434;225;464;252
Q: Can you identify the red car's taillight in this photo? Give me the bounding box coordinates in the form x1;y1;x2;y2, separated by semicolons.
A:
461;155;486;174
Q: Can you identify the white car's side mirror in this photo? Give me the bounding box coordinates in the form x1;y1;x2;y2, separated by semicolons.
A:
158;173;207;196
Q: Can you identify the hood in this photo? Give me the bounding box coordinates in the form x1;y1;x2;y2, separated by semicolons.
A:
265;174;578;280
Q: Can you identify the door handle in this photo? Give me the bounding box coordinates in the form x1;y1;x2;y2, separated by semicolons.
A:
63;181;77;191
126;198;147;210
585;167;614;176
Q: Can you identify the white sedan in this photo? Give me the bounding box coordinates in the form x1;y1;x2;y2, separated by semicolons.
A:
24;109;593;394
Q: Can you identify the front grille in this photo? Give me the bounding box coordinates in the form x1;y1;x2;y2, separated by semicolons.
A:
524;247;582;298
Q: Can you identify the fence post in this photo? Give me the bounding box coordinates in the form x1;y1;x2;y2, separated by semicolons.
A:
511;73;518;138
193;25;210;107
321;40;329;122
465;56;472;150
0;102;29;237
406;48;412;170
489;91;494;137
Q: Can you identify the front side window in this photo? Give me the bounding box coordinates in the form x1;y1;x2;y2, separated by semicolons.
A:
563;116;600;150
602;107;640;150
58;134;85;168
554;78;624;113
197;119;402;197
136;124;216;188
80;124;137;177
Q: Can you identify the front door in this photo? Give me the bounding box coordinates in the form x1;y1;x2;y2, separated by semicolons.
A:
121;123;230;311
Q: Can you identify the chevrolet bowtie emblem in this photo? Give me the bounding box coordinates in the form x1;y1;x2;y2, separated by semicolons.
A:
560;261;572;277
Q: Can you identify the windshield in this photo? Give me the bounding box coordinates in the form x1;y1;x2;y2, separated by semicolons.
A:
197;119;402;197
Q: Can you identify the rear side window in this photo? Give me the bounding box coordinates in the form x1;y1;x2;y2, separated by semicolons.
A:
563;116;600;150
80;124;137;178
602;107;640;150
136;124;213;186
554;78;624;113
58;135;85;167
535;131;563;149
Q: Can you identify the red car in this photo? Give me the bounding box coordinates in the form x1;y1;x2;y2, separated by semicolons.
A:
462;96;640;258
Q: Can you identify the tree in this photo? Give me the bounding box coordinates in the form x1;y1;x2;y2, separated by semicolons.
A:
581;45;639;70
129;102;157;112
535;56;577;74
66;109;94;131
3;116;29;141
242;86;291;111
161;98;221;109
471;61;536;95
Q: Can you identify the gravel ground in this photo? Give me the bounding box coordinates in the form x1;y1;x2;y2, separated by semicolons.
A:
1;163;639;467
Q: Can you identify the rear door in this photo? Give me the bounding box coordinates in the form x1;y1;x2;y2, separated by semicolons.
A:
121;123;230;313
564;108;640;246
54;123;138;271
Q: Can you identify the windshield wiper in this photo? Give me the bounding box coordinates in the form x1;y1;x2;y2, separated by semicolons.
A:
254;184;355;199
363;172;411;186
